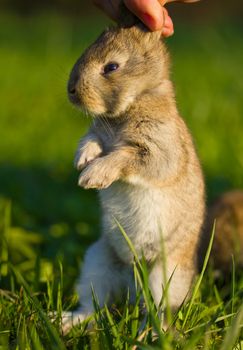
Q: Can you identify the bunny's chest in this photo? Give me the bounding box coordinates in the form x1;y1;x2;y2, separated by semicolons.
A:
99;182;173;262
94;121;128;153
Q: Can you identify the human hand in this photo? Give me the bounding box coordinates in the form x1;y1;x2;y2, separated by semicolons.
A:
93;0;175;36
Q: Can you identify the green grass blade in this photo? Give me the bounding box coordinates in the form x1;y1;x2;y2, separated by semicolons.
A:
114;217;142;271
28;324;45;350
9;264;66;350
220;305;243;350
182;222;215;328
231;255;236;320
0;201;11;277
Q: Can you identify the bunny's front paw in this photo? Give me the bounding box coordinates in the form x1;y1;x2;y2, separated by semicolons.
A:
74;141;102;171
78;158;119;189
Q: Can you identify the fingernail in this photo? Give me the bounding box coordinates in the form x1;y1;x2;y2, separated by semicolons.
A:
162;28;174;37
164;15;171;27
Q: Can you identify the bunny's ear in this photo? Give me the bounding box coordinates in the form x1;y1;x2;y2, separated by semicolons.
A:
117;3;163;42
117;2;140;27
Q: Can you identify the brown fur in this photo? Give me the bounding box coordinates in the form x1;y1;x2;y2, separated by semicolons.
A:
204;190;243;272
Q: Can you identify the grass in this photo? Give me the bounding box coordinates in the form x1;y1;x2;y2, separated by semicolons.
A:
0;11;243;349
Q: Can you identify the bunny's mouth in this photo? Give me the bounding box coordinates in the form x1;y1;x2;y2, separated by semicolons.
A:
67;85;81;106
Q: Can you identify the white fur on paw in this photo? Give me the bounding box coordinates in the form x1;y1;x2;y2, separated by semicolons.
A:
74;142;102;171
78;158;118;190
61;310;88;334
78;171;113;190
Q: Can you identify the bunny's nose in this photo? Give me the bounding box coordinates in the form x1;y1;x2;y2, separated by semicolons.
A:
68;83;76;95
67;79;80;105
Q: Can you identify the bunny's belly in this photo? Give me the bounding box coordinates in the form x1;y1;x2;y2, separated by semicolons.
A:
99;180;179;263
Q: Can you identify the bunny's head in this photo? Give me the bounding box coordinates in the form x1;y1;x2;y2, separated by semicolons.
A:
68;25;170;117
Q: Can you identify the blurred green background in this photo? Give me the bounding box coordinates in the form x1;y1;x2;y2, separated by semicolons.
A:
0;0;243;299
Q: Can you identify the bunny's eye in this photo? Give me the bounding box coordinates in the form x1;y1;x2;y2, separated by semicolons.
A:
103;62;119;75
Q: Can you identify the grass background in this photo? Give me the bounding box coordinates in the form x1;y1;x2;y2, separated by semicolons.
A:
0;9;243;349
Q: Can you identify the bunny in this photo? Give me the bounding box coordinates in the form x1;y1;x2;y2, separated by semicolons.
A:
64;14;205;332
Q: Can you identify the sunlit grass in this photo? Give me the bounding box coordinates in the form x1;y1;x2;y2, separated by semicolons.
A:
1;203;243;349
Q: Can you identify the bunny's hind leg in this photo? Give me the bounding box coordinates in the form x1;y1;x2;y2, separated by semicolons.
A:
148;258;195;329
62;236;135;333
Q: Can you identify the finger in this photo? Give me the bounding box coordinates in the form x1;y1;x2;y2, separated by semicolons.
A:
124;0;166;31
163;0;201;3
161;8;174;37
